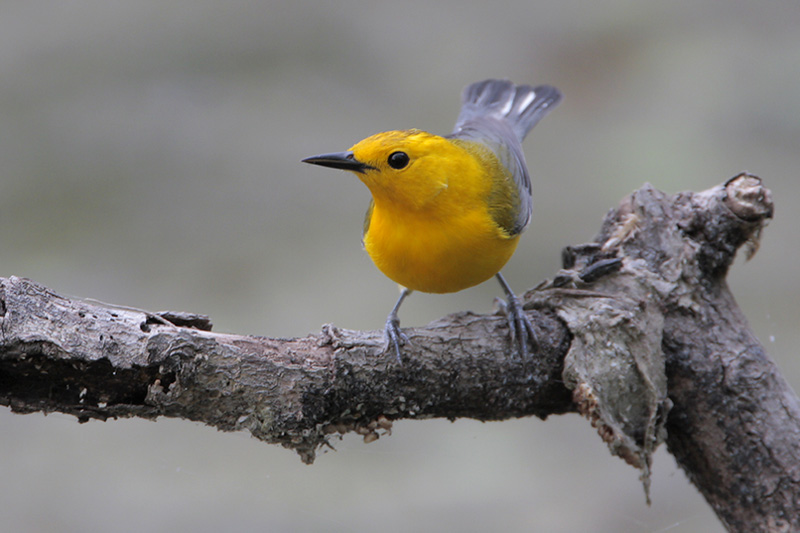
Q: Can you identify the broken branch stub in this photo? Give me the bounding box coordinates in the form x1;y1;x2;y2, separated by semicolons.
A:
528;174;774;504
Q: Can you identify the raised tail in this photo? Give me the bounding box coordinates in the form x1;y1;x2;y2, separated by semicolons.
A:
452;79;561;142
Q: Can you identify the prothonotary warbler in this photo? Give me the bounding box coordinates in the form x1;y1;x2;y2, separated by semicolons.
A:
303;79;561;362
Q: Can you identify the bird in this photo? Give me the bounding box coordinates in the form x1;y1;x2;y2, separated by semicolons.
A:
302;79;561;363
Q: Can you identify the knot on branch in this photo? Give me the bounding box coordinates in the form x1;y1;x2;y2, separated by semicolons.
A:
676;173;773;277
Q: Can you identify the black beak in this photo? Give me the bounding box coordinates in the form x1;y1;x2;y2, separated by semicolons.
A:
301;151;374;173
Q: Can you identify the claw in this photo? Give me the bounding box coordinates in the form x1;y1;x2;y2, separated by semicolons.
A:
496;273;539;358
384;288;412;364
384;312;409;364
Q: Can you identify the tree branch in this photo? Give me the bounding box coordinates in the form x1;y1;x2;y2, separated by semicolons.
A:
0;173;794;531
0;276;574;462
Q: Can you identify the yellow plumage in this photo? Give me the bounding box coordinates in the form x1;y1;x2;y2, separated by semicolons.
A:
352;130;520;293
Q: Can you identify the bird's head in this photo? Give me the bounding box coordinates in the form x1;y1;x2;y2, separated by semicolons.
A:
303;129;479;211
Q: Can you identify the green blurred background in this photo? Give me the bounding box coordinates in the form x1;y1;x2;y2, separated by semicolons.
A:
1;1;798;531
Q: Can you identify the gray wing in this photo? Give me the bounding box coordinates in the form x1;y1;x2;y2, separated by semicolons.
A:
448;80;561;235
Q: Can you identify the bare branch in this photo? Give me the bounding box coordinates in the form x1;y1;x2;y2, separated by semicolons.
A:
0;275;574;463
1;173;795;531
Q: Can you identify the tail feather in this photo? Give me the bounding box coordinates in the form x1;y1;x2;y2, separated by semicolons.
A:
454;79;561;141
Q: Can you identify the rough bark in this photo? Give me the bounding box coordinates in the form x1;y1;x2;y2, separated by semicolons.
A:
0;173;794;531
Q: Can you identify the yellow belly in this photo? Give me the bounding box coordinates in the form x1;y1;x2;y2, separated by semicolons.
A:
363;205;520;294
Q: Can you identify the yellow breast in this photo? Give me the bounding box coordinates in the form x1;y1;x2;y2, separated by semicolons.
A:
363;201;520;293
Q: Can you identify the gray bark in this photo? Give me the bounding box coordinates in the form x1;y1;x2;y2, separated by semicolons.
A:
0;173;794;531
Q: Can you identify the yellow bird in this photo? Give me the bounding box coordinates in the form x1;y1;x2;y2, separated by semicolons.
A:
303;79;561;362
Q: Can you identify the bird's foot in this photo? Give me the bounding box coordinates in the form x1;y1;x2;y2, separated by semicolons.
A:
384;312;409;364
496;292;539;359
495;273;539;359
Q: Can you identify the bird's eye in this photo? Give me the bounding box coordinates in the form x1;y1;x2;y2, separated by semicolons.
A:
387;151;410;170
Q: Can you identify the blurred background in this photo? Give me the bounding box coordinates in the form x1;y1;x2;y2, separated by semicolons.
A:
1;1;798;531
